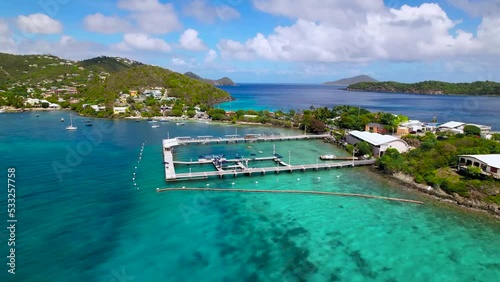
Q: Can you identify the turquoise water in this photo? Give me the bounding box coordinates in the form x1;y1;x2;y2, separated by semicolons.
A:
0;111;499;281
218;84;500;130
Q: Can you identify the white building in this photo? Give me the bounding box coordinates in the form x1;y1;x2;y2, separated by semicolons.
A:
346;131;410;156
91;105;106;112
458;154;500;179
438;121;491;134
113;106;129;114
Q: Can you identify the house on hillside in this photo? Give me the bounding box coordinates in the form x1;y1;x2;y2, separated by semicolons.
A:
113;106;129;114
458;154;500;179
365;123;387;134
438;121;491;134
346;131;409;156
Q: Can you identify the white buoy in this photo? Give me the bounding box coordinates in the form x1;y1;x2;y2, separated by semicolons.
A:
132;178;135;181
337;175;340;178
297;178;300;181
156;188;160;191
133;172;136;176
317;177;320;179
231;182;235;185
134;183;137;186
206;184;210;187
135;166;137;169
255;181;258;184
182;186;185;189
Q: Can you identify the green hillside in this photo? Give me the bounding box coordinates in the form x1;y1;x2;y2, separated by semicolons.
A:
85;65;231;105
347;80;500;95
78;56;142;73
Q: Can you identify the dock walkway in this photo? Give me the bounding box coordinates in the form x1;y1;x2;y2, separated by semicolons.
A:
162;134;374;182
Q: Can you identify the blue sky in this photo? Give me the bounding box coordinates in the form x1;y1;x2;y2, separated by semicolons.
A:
0;0;499;83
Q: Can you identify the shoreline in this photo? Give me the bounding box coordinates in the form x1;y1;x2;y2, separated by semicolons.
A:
367;167;500;219
5;109;499;218
344;88;500;97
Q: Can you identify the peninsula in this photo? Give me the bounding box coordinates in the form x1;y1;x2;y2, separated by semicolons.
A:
184;71;236;86
347;80;500;96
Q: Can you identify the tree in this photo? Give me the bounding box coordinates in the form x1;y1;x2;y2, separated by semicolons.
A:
356;141;372;156
41;102;49;108
463;125;481;136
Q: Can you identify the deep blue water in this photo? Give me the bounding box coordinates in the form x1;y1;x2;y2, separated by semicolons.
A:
219;84;500;130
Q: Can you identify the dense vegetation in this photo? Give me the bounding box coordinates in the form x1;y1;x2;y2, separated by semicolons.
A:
348;80;500;96
0;53;233;115
377;133;500;203
84;65;231;106
78;56;142;73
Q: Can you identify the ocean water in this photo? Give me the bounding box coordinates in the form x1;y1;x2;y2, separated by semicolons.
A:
218;84;500;130
0;111;499;282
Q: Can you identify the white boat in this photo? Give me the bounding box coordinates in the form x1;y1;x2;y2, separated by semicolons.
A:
151;124;160;128
320;155;337;160
66;114;77;130
60;118;64;122
176;122;185;126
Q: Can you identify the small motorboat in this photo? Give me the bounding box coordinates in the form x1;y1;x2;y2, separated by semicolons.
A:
60;118;64;122
152;124;160;128
176;122;185;126
320;155;337;160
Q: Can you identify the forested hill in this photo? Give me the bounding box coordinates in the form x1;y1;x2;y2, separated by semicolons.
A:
347;81;500;96
84;65;231;105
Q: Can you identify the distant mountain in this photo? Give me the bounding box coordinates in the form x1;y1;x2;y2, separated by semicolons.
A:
184;71;236;86
323;75;378;86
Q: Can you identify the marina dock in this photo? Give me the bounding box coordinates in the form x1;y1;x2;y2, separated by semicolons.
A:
162;134;374;182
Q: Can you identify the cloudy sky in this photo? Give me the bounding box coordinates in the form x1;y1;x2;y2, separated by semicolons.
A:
0;0;499;83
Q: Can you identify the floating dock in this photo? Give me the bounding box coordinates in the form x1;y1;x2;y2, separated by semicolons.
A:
162;134;374;182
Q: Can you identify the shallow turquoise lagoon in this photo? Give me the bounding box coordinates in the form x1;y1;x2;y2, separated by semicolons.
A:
0;112;498;282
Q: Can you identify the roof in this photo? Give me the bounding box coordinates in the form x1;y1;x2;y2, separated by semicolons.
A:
459;155;500;168
439;121;465;129
349;131;404;146
366;123;383;127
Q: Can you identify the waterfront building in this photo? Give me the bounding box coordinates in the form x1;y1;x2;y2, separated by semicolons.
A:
346;131;409;156
458;154;500;179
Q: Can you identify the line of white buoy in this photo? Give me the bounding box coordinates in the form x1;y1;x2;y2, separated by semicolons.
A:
133;140;147;190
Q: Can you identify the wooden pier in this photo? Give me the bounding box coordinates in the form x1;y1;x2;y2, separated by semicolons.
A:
156;187;424;205
167;160;375;181
162;134;375;182
176;134;332;145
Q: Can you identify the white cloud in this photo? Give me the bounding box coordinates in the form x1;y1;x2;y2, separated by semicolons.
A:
477;17;500;56
253;0;384;27
179;28;206;51
204;49;218;64
172;57;187;66
448;0;500;17
219;3;485;63
184;0;240;23
117;0;181;34
114;33;171;52
0;20;16;53
83;13;132;34
16;13;63;34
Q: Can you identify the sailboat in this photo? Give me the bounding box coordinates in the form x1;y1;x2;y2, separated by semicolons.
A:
66;114;77;130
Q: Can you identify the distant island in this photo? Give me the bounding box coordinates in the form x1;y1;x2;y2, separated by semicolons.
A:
184;71;236;86
323;75;377;86
347;80;500;96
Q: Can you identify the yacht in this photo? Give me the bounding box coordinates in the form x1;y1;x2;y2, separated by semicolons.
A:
66;114;77;130
176;122;185;126
151;124;160;128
